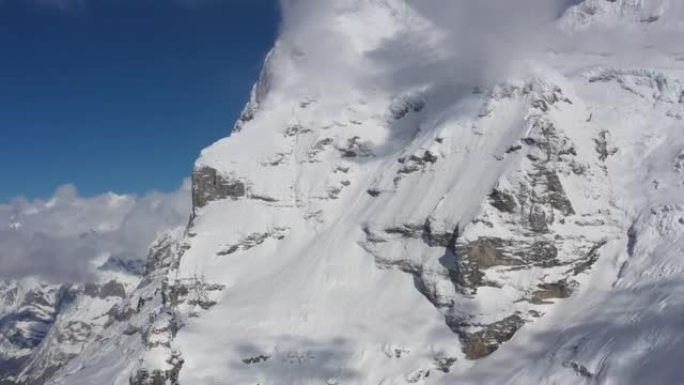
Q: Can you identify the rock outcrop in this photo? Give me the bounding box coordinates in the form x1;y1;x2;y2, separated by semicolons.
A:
191;167;246;210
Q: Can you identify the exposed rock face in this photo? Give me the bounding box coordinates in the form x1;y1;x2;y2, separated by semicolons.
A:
489;189;517;213
455;315;526;360
145;230;185;276
163;277;224;313
124;230;225;385
357;79;617;361
216;227;288;256
529;280;578;304
191;167;246;210
529;204;549;233
129;350;183;385
232;49;273;133
397;150;439;175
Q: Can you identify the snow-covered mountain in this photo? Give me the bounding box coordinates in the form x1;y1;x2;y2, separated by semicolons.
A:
0;183;189;384
0;270;141;385
0;280;65;383
8;0;684;384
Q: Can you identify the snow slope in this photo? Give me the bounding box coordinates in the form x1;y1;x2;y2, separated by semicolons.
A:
24;1;684;384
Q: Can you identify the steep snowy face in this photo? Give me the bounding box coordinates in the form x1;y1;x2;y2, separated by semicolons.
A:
178;1;684;382
173;0;619;382
38;1;684;384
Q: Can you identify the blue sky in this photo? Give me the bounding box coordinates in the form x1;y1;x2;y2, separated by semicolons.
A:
0;0;279;201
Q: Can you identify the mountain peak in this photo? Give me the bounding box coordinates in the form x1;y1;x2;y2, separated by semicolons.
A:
5;2;684;384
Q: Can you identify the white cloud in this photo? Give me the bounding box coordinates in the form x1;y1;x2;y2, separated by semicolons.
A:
0;180;191;283
272;0;573;101
400;0;568;84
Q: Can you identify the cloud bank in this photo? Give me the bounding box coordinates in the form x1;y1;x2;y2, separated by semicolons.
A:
0;181;191;283
272;0;575;102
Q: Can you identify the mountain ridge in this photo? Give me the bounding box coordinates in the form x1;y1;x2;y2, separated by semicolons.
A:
4;1;684;384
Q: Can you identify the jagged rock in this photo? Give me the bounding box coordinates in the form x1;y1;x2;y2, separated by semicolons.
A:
383;223;425;239
338;136;373;158
284;124;303;137
454;315;526;360
242;354;270;364
433;355;457;373
191;167;246;210
307;138;334;162
674;150;684;172
537;170;575;216
458;238;513;270
249;193;279;203
454;237;515;292
529;204;549;233
522;241;559;266
364;220;457;251
563;361;593;379
162;278;225;311
594;130;618;162
389;95;425;120
454;238;561;294
55;321;92;344
422;219;458;249
382;345;411;359
568;241;606;275
406;368;430;383
130;351;183;385
216;228;288;256
232;48;273;132
106;304;135;324
505;144;523;154
123;325;140;336
145;232;183;277
529;279;577;304
398;151;439;174
489;189;518;213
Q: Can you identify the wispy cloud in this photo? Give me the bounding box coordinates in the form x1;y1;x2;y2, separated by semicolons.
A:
273;0;571;98
0;180;191;283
